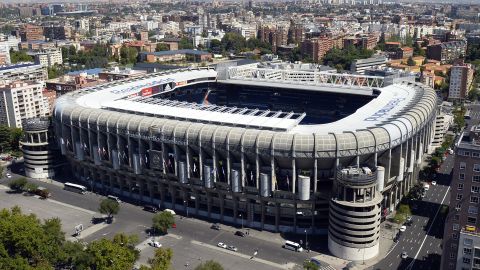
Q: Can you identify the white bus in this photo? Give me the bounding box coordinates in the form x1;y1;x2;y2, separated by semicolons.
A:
283;240;303;252
64;182;87;194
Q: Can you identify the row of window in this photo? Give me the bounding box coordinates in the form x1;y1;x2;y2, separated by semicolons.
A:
459;174;480;182
459;151;480;158
456;194;480;204
460;162;480;171
457;183;480;193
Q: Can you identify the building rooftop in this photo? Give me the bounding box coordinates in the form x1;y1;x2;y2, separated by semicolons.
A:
141;49;212;56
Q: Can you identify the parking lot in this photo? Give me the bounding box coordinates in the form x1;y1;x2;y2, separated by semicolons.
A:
0;184;98;238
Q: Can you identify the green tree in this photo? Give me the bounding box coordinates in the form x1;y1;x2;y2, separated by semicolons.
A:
23;182;38;193
9;127;22;151
98;199;120;222
10;49;34;64
140;248;173;270
221;32;247;54
209;39;222;54
195;260;224;270
179;37;194;50
152;211;175;235
8;177;28;191
120;46;138;65
303;261;320;270
156;43;170;52
407;56;416;66
0;126;11;153
323;45;374;69
83;234;140;270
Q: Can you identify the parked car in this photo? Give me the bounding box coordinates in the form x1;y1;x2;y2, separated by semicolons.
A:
217;242;227;249
235;231;246;237
227;245;238;252
211;224;220;230
401;251;408;259
143;205;158;213
149;241;162;248
400;225;407;232
431;181;437;186
6;173;11;178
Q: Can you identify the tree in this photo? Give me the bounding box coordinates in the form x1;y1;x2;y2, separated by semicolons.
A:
120;46;138;65
152;211;175;235
195;260;224;270
209;39;222;54
140;248;173;270
303;261;320;270
407;56;416;66
0;126;11;153
10;50;34;64
221;32;247;54
99;199;120;222
179;37;194;50
82;234;140;270
156;43;170;52
8;177;28;191
23;182;38;193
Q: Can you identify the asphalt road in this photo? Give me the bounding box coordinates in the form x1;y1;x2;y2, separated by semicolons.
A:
1;164;314;269
373;153;453;270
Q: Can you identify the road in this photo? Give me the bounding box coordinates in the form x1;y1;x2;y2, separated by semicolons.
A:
373;152;453;270
1;163;315;270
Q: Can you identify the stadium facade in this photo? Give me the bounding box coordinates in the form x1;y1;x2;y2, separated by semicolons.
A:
53;63;437;260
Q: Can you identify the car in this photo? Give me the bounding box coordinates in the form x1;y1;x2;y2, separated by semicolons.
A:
149;241;162;248
217;242;227;249
405;216;413;225
172;223;176;228
227;245;238;252
211;224;220;230
143;205;158;213
6;173;11;178
164;209;176;215
235;231;246;237
432;181;437;186
107;195;121;203
400;225;407;232
401;251;408;259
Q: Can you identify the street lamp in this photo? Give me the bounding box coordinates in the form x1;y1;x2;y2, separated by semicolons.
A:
239;213;244;229
305;229;308;251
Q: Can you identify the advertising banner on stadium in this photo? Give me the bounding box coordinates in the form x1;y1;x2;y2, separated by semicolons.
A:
141;87;153;97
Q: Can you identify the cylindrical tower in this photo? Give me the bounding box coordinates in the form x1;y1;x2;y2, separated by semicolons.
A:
21;117;60;179
328;166;382;261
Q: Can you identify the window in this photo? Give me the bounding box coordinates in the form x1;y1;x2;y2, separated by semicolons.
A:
451;252;456;259
473;186;480;194
474;152;480;158
453;233;459;240
461;162;467;169
457;194;464;200
466;238;474;246
474;248;480;257
454;214;460;221
474;176;480;183
452;243;458;249
475;164;480;172
453;223;460;231
472;196;479;204
461;173;466;180
469;206;479;215
465;248;473;255
468;217;477;224
464;257;472;264
459;183;464;190
465;151;471;156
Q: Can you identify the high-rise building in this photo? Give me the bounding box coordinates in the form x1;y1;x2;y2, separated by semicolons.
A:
449;61;474;101
17;24;45;42
441;126;480;270
0;81;47;128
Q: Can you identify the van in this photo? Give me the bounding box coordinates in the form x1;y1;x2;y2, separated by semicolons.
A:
107;195;121;203
164;209;176;215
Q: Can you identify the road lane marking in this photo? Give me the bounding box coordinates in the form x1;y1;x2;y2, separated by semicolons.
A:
408;186;450;269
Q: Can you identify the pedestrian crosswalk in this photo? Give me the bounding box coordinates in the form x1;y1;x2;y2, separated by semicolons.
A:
319;265;336;270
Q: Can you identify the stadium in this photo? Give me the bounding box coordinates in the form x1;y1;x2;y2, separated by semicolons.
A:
53;62;437;260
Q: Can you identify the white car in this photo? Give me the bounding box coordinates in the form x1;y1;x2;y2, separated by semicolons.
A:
400;225;407;232
149;241;162;248
227;245;238;252
217;242;227;249
401;251;408;259
431;181;437;186
6;173;11;178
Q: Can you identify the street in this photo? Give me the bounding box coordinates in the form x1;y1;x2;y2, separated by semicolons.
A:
373;145;454;270
0;163;315;270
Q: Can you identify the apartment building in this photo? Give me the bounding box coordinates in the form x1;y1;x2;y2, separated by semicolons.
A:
0;81;47;128
350;56;388;74
17;24;45;42
449;61;475;101
441;126;480;270
0;63;48;85
0;43;10;65
301;37;333;63
33;49;63;67
427;41;467;64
